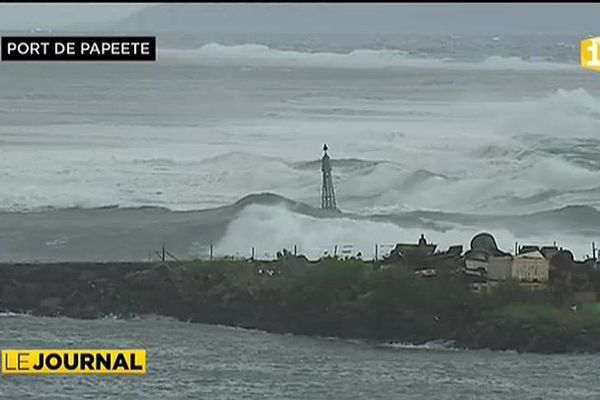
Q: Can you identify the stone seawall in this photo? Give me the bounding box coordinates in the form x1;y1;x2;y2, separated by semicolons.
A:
2;261;600;354
0;263;162;318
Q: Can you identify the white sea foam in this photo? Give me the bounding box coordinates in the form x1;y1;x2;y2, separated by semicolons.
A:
212;204;593;260
158;43;576;70
0;311;30;317
1;42;599;261
2;88;600;215
382;340;458;351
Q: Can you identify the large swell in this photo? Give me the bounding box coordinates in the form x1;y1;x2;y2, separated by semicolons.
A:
1;193;600;262
1;36;600;260
3;88;600;215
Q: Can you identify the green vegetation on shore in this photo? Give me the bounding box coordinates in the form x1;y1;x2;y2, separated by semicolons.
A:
2;258;600;353
127;257;600;353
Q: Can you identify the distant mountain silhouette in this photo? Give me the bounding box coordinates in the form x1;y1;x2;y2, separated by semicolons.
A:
115;3;600;35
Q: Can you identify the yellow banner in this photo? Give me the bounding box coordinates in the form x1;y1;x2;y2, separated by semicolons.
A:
1;349;146;375
581;37;600;72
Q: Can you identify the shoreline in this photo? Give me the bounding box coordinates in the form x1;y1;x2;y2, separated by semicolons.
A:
1;260;600;354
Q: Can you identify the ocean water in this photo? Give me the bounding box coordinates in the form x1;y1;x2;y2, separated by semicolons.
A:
2;313;600;400
2;33;600;398
1;33;600;260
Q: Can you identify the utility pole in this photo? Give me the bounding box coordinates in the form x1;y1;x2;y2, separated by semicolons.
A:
155;244;167;263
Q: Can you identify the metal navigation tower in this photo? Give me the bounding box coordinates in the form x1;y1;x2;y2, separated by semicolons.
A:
321;144;337;210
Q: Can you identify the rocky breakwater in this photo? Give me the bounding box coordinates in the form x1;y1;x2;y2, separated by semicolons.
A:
3;259;600;354
0;262;179;319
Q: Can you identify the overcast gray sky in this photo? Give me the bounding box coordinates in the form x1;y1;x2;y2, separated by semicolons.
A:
1;3;599;35
0;3;148;29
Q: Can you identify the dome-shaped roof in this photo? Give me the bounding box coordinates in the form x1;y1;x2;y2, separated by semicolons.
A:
470;232;507;256
471;232;498;250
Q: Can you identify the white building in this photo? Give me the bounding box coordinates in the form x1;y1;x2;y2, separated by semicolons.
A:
511;251;549;282
468;251;550;285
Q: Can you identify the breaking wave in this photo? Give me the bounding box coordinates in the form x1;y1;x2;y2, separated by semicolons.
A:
3;87;600;216
381;340;458;352
0;311;30;317
1;192;599;261
159;43;576;70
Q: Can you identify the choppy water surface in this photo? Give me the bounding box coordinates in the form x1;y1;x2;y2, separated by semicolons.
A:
1;314;599;400
1;33;600;259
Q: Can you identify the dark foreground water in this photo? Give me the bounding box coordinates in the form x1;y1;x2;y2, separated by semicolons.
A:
1;314;599;399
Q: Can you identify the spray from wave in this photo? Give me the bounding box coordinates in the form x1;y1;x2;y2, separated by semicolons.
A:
0;311;30;317
158;42;576;70
212;202;597;260
381;340;458;352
